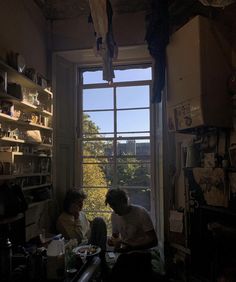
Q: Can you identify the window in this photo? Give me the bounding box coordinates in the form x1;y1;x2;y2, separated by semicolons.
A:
77;66;152;230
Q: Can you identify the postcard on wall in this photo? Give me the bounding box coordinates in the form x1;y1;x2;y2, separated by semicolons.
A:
169;210;183;233
192;168;228;207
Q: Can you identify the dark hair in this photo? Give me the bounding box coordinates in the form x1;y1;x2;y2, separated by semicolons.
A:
63;189;87;213
105;188;129;206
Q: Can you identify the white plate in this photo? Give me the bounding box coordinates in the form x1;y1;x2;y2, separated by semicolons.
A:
72;245;101;257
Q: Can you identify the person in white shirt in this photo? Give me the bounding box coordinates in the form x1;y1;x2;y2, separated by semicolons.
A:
105;188;158;252
105;188;161;281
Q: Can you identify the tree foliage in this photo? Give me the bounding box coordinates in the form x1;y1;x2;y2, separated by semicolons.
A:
81;114;151;227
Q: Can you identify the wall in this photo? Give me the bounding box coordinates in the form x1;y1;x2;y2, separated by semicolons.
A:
0;0;48;77
51;11;147;51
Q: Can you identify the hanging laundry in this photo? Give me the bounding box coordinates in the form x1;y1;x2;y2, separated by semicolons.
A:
145;0;169;103
89;0;118;83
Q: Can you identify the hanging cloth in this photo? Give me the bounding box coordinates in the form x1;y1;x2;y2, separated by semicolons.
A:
89;0;117;82
145;0;169;103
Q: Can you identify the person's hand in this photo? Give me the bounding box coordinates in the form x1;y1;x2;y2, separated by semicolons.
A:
116;244;133;253
107;236;122;249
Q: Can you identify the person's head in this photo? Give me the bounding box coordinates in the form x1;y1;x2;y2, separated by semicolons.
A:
105;188;130;215
63;189;87;216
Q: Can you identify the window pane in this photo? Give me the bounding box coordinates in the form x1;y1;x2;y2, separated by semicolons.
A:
117;109;149;132
117;86;149;109
114;68;152;82
83;111;114;134
83;188;112;234
82;141;113;157
83;70;107;84
117;139;150;156
122;188;151;211
83;88;113;110
117;162;151;187
83;162;114;187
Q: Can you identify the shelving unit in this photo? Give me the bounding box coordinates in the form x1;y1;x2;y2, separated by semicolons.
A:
0;58;53;241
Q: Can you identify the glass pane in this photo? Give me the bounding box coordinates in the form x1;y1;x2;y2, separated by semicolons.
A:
117;86;149;109
82;141;114;157
83;163;114;187
114;68;152;82
117;139;150;156
117;109;149;132
117;162;151;187
83;111;113;134
120;188;151;211
83;88;113;110
83;70;107;84
83;188;112;234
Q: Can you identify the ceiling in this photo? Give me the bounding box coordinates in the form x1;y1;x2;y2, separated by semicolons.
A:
34;0;236;44
34;0;152;20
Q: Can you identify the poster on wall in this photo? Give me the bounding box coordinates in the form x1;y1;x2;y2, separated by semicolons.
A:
192;168;228;207
228;172;236;203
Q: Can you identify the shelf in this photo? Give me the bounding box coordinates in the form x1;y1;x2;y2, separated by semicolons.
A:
0;91;53;116
23;183;52;191
0;58;53;241
0;112;18;122
198;205;236;216
0;59;52;97
0;151;51;157
0;174;15;180
0;172;50;179
0;136;52;147
0;213;24;224
28;199;52;208
14;172;50;177
0;113;52;130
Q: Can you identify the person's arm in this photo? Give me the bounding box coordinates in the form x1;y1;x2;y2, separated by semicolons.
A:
108;232;122;250
117;229;158;252
57;213;83;243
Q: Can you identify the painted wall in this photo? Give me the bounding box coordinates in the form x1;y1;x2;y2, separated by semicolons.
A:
51;11;147;51
0;0;48;77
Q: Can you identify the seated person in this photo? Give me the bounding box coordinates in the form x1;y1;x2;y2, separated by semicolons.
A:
105;188;162;282
56;189;107;251
105;188;158;252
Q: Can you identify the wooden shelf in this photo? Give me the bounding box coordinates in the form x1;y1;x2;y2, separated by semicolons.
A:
0;174;15;180
0;213;24;224
0;91;53;116
0;58;53;242
14;172;50;177
0;113;52;130
0;59;52;97
23;183;52;191
0;137;52;147
28;199;51;208
198;205;236;216
0;151;51;157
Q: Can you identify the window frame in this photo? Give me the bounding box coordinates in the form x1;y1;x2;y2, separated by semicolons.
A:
77;64;154;214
